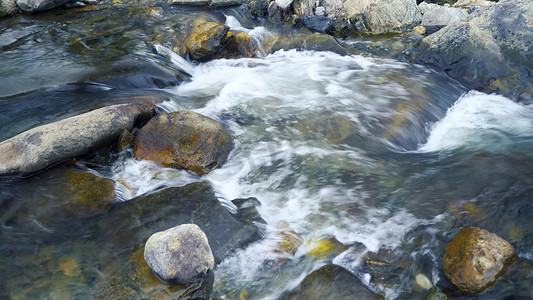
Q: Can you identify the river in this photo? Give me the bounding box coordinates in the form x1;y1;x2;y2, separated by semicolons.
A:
1;3;533;299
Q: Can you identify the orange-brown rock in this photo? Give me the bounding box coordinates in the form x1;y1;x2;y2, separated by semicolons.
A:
133;111;232;175
216;31;257;59
443;227;515;294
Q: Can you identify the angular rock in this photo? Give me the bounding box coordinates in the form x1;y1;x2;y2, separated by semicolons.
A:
443;227;515;294
284;264;381;299
133;111;232;175
293;0;313;18
97;181;262;263
421;6;467;33
0;0;18;17
144;224;215;284
343;0;422;34
14;0;69;12
303;15;333;33
415;0;533;101
169;0;209;5
0;103;155;176
185;18;229;62
454;0;495;9
210;0;241;6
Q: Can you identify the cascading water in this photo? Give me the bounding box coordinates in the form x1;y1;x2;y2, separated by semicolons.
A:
2;7;533;300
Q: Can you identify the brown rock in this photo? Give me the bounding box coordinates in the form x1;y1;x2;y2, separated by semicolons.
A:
133;111;232;175
217;31;257;59
443;227;515;294
185;18;229;61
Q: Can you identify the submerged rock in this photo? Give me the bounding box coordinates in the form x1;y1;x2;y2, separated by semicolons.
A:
284;264;381;299
0;103;155;176
443;227;515;294
98;181;262;263
185;18;229;61
267;32;348;55
144;224;215;284
415;0;533;101
63;168;116;216
133;111;232;176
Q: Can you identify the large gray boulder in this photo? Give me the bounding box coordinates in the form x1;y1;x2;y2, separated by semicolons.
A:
415;0;533;101
144;224;215;284
343;0;422;34
0;0;18;17
421;5;467;32
14;0;69;12
0;103;155;176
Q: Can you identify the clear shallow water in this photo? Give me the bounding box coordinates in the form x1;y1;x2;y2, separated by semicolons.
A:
2;6;533;300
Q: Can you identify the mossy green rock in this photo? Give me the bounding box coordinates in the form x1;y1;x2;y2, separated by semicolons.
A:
284;264;381;299
186;18;229;61
133;111;232;175
443;227;515;294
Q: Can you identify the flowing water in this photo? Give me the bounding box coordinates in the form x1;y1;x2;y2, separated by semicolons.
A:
1;3;533;300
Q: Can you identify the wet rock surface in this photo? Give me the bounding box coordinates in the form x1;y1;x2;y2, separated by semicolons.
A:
98;181;262;263
283;264;382;299
133;110;233;175
144;224;215;284
443;227;515;294
0;0;18;16
14;0;69;12
186;18;229;61
0;103;155;176
415;0;533;101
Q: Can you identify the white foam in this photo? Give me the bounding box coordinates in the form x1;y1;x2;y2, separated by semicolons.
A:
419;91;533;152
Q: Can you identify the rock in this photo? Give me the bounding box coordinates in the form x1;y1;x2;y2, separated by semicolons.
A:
425;287;447;300
454;0;494;9
303;15;333;33
185;18;229;62
216;31;257;59
247;0;268;18
413;25;426;34
415;0;533;101
0;103;155;176
14;0;69;12
343;0;422;34
97;181;262;263
0;0;18;17
443;227;515;294
284;264;381;299
133;111;232;175
292;0;313;18
305;237;347;258
296;114;354;144
415;273;433;290
267;32;348;55
168;0;209;5
421;5;467;33
144;224;215;284
63;168;116;216
210;0;241;6
117;130;135;152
